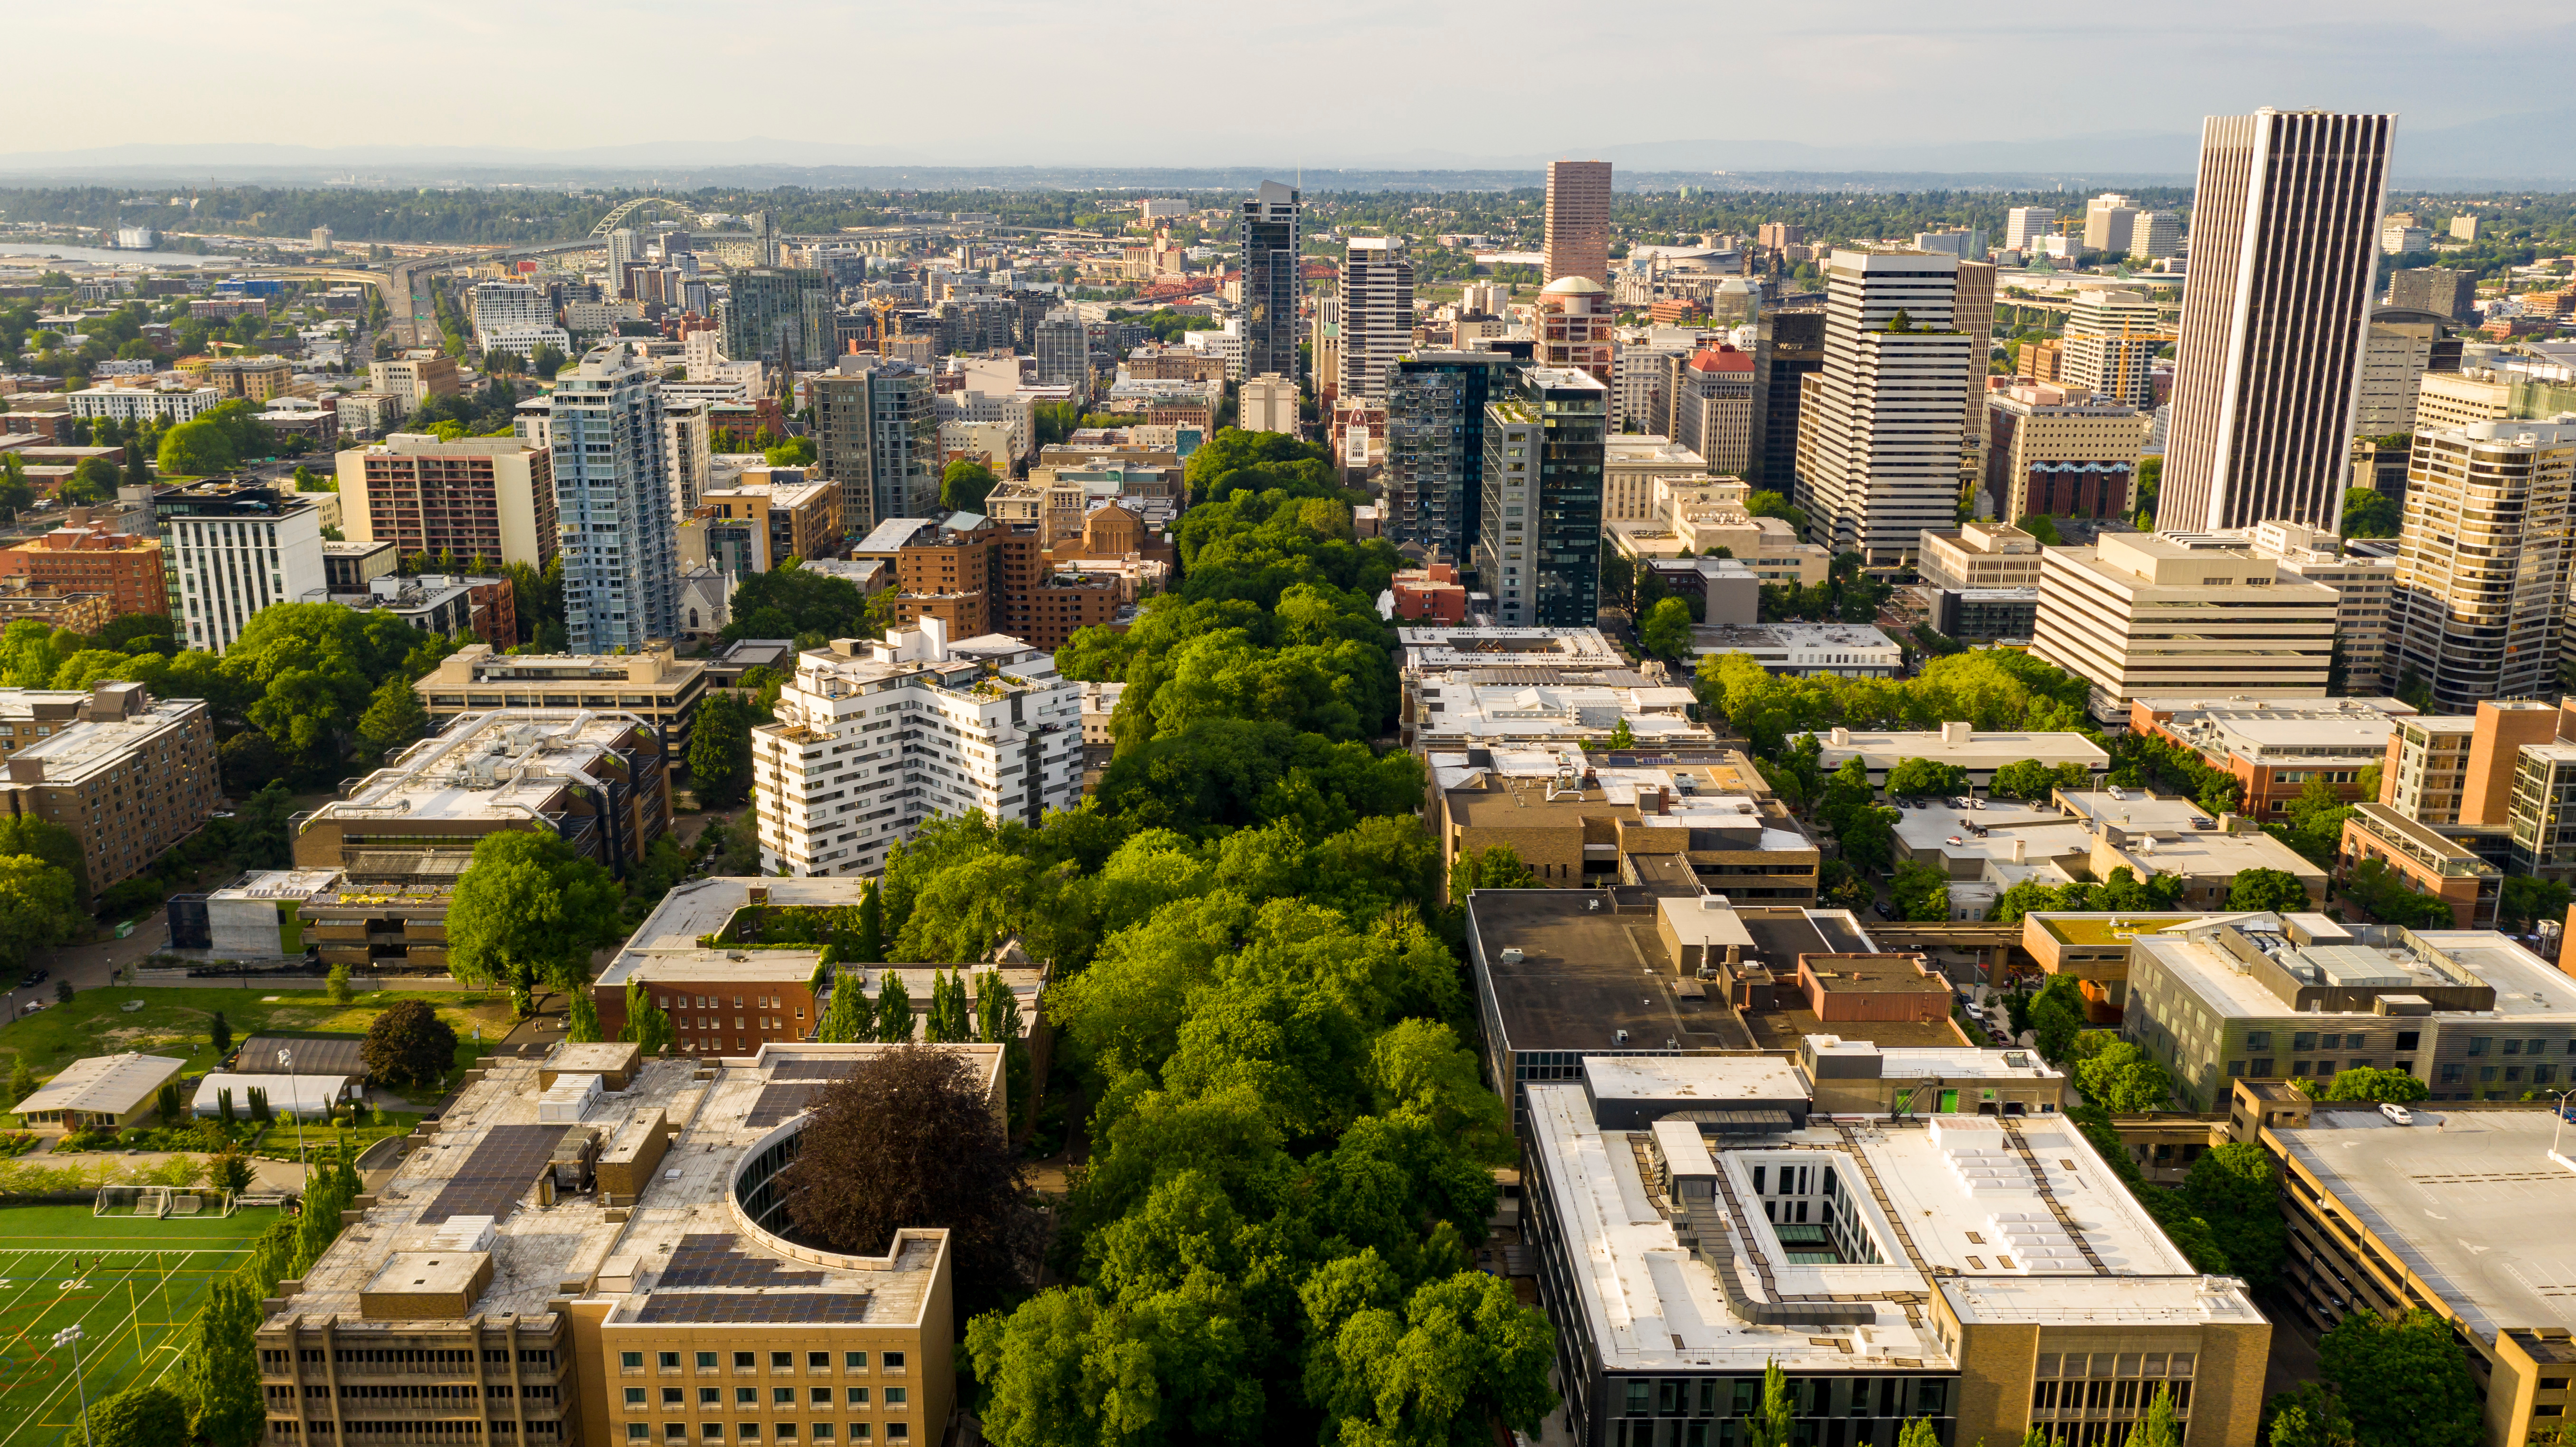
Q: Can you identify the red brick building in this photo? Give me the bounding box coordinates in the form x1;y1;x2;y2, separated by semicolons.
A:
0;521;166;616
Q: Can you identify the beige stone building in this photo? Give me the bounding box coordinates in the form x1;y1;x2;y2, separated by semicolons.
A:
0;682;222;894
415;645;708;762
259;1041;991;1447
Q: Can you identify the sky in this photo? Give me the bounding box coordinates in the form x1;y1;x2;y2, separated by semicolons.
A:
5;0;2571;170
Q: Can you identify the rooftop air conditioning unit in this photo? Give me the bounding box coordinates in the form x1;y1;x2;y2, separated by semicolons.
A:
1499;947;1525;965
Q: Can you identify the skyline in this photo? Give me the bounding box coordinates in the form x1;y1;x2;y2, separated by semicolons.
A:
0;1;2573;181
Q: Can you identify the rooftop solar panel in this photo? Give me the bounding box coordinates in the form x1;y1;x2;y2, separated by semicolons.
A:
233;1036;370;1078
632;1292;874;1324
659;1233;826;1289
422;1124;562;1224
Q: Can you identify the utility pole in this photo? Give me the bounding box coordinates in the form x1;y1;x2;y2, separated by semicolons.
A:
54;1324;93;1447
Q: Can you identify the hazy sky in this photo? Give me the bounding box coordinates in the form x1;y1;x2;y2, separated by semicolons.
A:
8;0;2569;165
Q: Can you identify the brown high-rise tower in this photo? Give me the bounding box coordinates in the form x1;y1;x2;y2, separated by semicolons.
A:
2158;109;2393;533
1544;160;1613;289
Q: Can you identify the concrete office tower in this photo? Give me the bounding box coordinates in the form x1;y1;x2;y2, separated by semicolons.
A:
1543;160;1614;288
2160;109;2395;532
1238;180;1302;383
1476;366;1606;626
2004;207;2056;254
550;343;679;653
2392;418;2576;713
2031;532;2339;720
1956;259;1997;468
1387;350;1522;562
1033;308;1089;388
466;281;554;353
1793;249;1971;564
2389;267;2477;322
721;267;832;372
2355;312;2442;435
1337;237;1415;406
1984;385;2151;523
751;208;779;267
2133;211;2182;260
1240;374;1298;435
1669;346;1755;473
813;354;937;535
1751;305;1825;490
2082;194;2140;257
1533;274;1614;385
2062;288;2165;408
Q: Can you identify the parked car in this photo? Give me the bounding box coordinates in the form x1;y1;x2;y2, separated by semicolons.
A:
2380;1102;2415;1126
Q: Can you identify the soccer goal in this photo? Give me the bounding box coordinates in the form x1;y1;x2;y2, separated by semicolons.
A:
93;1185;238;1218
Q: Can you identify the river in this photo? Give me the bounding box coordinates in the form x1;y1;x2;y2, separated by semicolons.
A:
0;242;225;268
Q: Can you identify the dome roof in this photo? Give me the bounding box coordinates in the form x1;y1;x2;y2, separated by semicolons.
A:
1540;274;1606;295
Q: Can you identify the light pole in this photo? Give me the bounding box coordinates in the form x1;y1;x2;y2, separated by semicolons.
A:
53;1324;92;1447
278;1046;307;1191
2552;1089;2576;1161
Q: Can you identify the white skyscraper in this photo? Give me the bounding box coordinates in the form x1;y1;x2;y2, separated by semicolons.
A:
1792;249;1971;565
550;343;679;652
2005;207;2056;253
1337;236;1415;406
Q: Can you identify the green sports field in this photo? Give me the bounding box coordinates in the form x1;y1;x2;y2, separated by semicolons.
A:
0;1203;278;1447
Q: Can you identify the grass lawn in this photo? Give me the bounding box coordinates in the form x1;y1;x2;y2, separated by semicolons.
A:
0;1202;282;1447
247;1109;425;1164
0;987;517;1106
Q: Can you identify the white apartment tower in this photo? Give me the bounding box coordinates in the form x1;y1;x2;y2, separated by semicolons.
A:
550;343;680;652
1337;237;1415;407
2062;288;2166;409
1792;249;1971;564
752;622;1084;879
2159;109;2395;533
157;483;328;654
2082;194;2140;256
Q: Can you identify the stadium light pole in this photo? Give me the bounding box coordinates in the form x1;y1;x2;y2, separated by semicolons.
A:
54;1324;93;1447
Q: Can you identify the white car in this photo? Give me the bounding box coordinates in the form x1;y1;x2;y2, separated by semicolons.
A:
2380;1102;2415;1126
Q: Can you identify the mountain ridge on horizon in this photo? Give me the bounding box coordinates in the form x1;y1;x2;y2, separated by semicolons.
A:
0;108;2563;186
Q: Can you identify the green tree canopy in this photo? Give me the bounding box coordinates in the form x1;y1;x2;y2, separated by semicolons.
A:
2319;1308;2482;1447
1890;861;1952;921
941;457;999;512
445;831;625;1004
1639;596;1696;660
2227;867;2312;914
1885;757;1971;798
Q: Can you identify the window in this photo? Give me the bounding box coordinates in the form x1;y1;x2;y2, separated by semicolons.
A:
2293;1032;2319;1051
630;1428;651;1442
627;1389;647;1406
2508;1040;2526;1056
775;1388;796;1406
2247;1032;2272;1051
2251;1059;2275;1078
2397;1031;2421;1051
624;1353;646;1370
812;1389;834;1406
736;1388;758;1406
661;1353;682;1371
699;1353;719;1371
2291;1062;2310;1077
884;1389;907;1408
850;1429;871;1442
772;1353;795;1371
740;1429;761;1442
700;1389;721;1407
809;1354;832;1370
846;1389;870;1406
881;1353;904;1371
736;1353;758;1370
886;1430;907;1443
664;1390;684;1407
2469;1037;2493;1056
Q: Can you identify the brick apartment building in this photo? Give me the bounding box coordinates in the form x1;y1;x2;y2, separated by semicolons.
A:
880;514;1124;650
0;519;165;615
0;682;222;895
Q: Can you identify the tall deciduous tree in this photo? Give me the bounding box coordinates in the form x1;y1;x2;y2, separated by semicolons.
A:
817;970;875;1043
0;854;80;971
622;978;675;1055
1745;1360;1795;1447
446;831;624;1006
780;1047;1027;1325
355;677;428;762
361;998;458;1090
